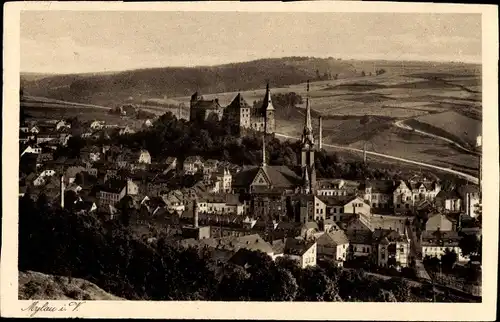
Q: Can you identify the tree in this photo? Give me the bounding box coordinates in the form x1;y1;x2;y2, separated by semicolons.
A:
459;233;480;257
296;267;339;301
441;248;458;272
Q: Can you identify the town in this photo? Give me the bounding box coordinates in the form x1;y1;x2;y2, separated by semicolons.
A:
18;80;482;302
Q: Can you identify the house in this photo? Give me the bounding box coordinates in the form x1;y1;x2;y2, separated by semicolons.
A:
361;180;396;210
33;175;47;187
162;193;185;213
163;157;178;173
56;120;71;131
139;196;166;215
435;189;462;212
203;159;220;174
97;179;139;208
81;132;93;138
425;213;455;232
80;146;102;163
189;93;225;121
369;214;413;235
143;119;153;128
321;195;371;222
372;229;411;269
207;169;232;194
282;238;317;268
65;166;86;184
293;195;327;223
458;185;481;218
316;230;350;266
137;149;151;164
90;120;105;130
21;145;42;156
346;230;373;260
20;126;30;133
30;125;40;134
118;126;135;135
316;179;359;197
36;134;59;144
197;194;244;215
183;156;204;175
59;133;72;146
421;230;467;262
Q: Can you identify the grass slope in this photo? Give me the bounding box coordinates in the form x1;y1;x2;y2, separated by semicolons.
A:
19;271;123;300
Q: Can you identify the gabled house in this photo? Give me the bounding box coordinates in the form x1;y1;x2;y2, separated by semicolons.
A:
425;213;455;232
316;179;359;197
97;179;139;208
56;120;71;131
283;238;317;268
183;156;204;175
118;126;135;135
21;145;42;156
372;229;411;269
90;120;105;130
458;185;481;218
316;230;350;266
137;149;151;164
320;195;371;222
421;230;467;262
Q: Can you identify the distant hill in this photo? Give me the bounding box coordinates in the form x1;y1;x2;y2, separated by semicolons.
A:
21;57;357;107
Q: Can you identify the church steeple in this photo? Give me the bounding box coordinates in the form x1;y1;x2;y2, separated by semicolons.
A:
301;80;316;194
262;82;275;111
301;80;314;147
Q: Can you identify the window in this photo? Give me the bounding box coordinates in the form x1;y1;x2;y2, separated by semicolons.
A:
333;208;337;213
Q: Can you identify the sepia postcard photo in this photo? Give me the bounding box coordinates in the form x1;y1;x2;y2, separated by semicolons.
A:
1;1;499;320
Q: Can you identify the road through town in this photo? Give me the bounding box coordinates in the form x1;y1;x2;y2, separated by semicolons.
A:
274;133;479;185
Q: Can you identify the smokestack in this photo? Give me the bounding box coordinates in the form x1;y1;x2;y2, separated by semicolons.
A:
60;175;65;209
319;116;323;150
193;200;199;228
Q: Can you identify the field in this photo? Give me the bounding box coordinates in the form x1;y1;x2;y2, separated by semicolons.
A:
409;111;482;148
21;59;482;177
171;63;481;175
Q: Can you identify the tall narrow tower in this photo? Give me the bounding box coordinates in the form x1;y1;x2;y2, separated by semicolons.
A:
193;199;199;228
319;116;323;150
261;135;267;166
300;80;316;194
60;175;65;209
263;82;275;134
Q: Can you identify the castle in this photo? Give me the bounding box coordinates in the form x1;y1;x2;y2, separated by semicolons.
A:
189;83;276;134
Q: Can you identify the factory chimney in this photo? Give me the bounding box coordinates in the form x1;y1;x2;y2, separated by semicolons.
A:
319;116;323;150
193;200;199;228
60;175;65;209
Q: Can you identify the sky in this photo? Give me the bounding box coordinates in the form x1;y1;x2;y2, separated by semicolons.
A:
20;11;482;74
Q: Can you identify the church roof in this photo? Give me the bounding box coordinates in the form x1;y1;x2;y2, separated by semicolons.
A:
260;165;302;188
227;93;252;110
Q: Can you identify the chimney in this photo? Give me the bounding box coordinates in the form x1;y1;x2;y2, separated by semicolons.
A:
60;175;65;209
319;116;323;150
193;200;199;228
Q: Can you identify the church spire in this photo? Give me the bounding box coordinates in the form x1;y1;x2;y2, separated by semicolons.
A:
301;80;314;146
305;80;312;132
262;81;275;111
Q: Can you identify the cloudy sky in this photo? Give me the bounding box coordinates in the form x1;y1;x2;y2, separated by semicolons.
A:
21;11;481;74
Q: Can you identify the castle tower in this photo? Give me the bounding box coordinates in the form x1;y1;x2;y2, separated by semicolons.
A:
300;80;316;194
262;82;275;134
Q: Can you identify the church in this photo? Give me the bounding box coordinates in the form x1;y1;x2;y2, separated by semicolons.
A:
189;83;276;135
231;81;318;222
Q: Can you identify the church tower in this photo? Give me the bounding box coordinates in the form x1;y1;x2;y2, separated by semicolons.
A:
301;80;316;194
263;82;275;134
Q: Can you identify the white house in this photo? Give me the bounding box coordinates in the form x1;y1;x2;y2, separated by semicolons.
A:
138;149;152;164
90;120;105;130
21;145;42;156
56;120;71;131
421;230;467;262
283;238;317;268
321;196;371;222
316;230;350;266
